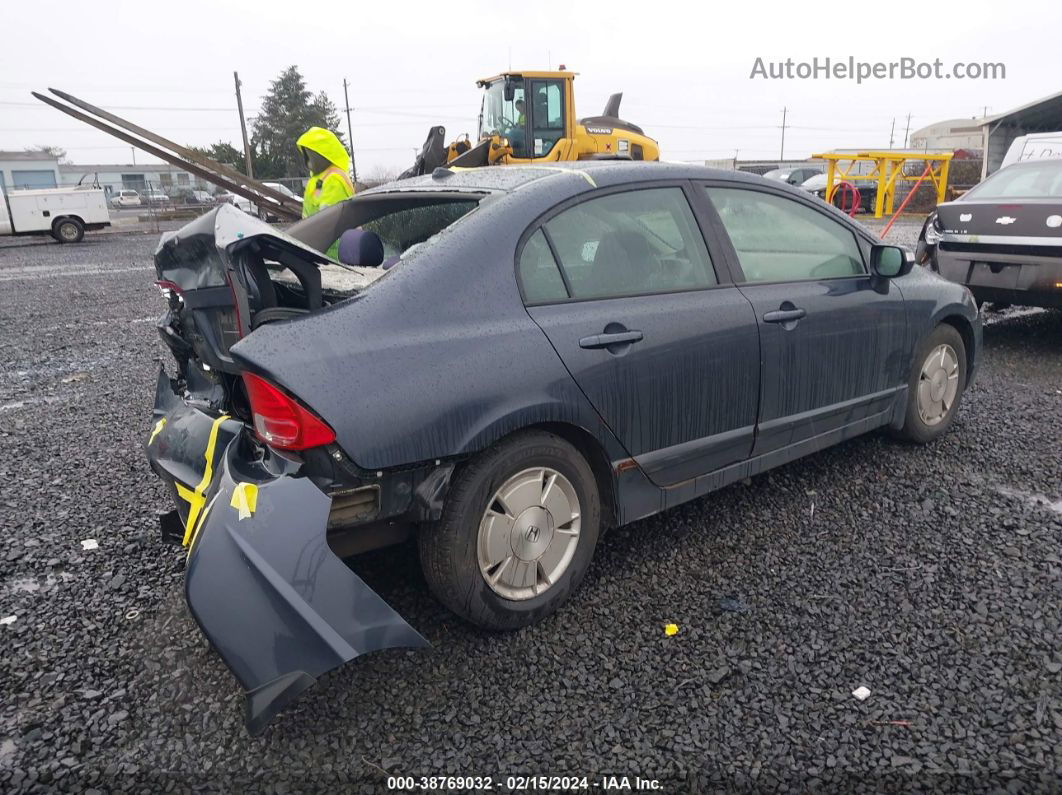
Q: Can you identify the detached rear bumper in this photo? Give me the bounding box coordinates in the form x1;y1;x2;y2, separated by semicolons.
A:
146;369;428;734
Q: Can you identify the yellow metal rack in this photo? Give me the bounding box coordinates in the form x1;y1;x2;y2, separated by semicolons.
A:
811;151;953;218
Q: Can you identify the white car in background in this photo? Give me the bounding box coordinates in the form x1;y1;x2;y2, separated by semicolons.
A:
215;191;253;213
216;185;302;220
256;182;302;221
141;188;171;206
110;189;141;208
762;165;823;186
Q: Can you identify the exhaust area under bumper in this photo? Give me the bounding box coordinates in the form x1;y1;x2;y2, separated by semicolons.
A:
146;369;429;734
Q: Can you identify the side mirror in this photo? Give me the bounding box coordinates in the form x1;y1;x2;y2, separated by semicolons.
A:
870;245;913;278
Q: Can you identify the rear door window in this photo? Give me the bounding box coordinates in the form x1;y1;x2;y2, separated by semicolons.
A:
518;229;569;304
705;187;865;282
540;187;716;300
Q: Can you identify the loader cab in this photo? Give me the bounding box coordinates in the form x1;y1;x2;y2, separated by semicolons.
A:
477;71;574;162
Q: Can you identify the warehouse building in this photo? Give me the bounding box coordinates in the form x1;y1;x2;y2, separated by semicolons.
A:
58;163;212;196
0;150;61;191
977;88;1062;176
914;88;1062;178
908;119;984;152
0;151;213;198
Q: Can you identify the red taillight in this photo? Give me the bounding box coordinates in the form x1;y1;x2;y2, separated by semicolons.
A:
241;373;336;451
155;279;183;300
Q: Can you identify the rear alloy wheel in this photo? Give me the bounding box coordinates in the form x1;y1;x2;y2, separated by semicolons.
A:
896;324;967;443
477;467;582;601
53;218;84;244
419;431;600;630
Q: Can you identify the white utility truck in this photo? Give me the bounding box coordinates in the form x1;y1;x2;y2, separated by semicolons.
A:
0;185;111;243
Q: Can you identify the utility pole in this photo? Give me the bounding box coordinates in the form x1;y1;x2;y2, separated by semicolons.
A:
903;112;912;149
343;78;357;184
779;106;787;161
889;117;896;148
130;146;136;165
233;71;254;179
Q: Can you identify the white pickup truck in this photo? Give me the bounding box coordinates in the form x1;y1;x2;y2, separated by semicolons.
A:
0;186;111;243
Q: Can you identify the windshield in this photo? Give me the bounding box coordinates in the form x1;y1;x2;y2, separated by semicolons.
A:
965;159;1062;199
479;78;525;143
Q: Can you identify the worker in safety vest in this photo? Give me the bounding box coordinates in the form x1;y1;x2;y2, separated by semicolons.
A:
296;126;354;217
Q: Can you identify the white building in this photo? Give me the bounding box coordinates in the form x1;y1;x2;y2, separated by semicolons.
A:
908;119;985;153
59;163;213;197
914;88;1062;177
0;151;61;191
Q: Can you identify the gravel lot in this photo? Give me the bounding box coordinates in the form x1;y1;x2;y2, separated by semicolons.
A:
1;230;1060;793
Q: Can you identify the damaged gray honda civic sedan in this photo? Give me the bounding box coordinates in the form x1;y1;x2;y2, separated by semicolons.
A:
145;162;981;732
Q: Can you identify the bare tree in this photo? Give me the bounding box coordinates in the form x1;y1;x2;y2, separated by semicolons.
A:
361;164;401;188
30;145;68;163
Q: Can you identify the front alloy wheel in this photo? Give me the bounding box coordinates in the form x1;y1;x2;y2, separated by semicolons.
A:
917;343;960;426
895;323;967;443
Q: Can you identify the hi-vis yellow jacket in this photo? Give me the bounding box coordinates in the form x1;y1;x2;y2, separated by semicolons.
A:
296;127;354;218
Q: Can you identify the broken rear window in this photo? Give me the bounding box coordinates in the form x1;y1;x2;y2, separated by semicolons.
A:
360;201;478;260
270;192;484;297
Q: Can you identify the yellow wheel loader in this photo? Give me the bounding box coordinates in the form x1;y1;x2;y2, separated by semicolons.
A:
401;69;659;177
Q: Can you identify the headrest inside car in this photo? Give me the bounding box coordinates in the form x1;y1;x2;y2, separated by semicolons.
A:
337;228;385;267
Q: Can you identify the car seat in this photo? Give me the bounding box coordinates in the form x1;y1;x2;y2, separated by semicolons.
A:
337;228;385;267
591;229;653;296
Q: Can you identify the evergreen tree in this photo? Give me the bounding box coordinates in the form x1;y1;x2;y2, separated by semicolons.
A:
251;66;345;179
187;141;246;174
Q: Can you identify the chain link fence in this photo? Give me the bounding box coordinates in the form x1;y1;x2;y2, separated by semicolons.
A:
52;177;309;234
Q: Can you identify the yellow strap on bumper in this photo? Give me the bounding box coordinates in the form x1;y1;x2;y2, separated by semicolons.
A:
230;482;258;520
178;414;230;546
148;417;166;445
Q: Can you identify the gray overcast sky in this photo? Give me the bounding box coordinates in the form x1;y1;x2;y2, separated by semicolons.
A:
1;0;1060;177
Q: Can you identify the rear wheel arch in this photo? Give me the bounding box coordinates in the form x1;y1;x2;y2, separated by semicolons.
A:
448;421;617;530
523;421;618;530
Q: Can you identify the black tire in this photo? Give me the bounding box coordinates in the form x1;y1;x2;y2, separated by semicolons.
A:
52;217;84;244
418;430;600;631
894;324;967;444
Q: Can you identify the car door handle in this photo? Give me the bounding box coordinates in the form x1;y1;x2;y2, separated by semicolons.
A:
579;330;644;349
763;308;807;324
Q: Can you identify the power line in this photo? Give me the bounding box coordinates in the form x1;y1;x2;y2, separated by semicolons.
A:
0;100;251;112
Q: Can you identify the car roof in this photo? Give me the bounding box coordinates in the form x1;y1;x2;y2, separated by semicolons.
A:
364;161;771;198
